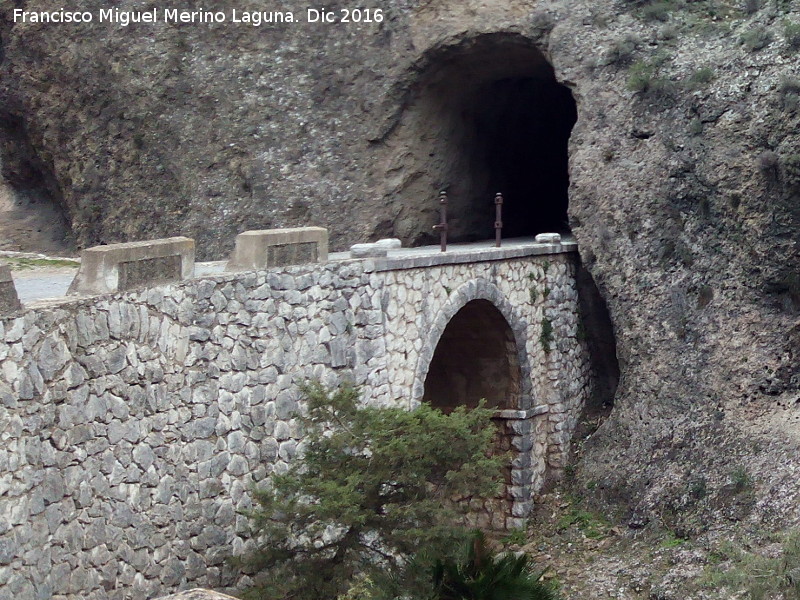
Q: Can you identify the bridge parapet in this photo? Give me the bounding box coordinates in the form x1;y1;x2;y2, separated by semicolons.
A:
67;236;195;295
226;227;328;272
337;235;578;272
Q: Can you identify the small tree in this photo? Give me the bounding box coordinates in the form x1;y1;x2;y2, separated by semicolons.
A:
432;531;558;600
239;381;503;600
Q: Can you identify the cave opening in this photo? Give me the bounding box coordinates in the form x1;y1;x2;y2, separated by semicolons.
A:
404;35;578;244
0;112;75;255
422;299;521;410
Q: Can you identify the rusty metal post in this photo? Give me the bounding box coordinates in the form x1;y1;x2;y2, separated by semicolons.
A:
494;192;503;247
432;190;448;252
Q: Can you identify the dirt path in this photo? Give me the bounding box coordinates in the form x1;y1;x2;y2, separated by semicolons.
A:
0;178;76;256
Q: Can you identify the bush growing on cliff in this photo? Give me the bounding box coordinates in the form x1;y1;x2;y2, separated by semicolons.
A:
779;76;800;111
627;58;676;100
740;26;773;51
431;531;558;600
785;20;800;50
688;66;715;88
237;382;503;600
641;1;673;22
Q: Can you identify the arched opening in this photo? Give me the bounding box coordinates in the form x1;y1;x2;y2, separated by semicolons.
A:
385;34;577;245
421;297;525;529
423;299;521;410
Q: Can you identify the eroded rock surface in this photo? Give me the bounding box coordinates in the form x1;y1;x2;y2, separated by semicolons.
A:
2;0;799;551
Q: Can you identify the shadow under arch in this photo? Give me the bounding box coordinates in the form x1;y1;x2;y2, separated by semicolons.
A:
412;279;532;410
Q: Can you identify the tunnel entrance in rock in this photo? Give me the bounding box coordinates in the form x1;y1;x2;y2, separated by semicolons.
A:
398;34;577;245
423;299;521;410
472;77;576;238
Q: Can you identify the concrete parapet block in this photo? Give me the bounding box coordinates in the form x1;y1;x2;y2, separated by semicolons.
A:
226;227;328;271
0;263;22;314
67;237;195;295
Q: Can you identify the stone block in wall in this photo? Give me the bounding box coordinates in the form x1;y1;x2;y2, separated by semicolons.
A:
226;227;328;271
67;237;195;295
0;263;21;314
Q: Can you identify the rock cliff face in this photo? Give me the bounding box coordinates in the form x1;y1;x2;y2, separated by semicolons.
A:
2;0;799;533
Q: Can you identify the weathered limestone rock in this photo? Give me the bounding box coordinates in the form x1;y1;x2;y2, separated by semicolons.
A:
67;237;195;295
226;227;328;272
0;263;21;314
349;243;387;258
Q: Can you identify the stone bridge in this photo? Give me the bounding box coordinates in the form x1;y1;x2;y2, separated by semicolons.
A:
0;235;590;599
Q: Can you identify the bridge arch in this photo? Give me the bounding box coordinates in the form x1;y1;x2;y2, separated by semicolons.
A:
412;278;533;410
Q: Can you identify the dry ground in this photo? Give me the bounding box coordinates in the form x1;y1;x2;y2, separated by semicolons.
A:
0;178;76;256
517;488;798;600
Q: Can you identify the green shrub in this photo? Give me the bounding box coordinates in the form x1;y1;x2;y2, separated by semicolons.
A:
740;26;773;51
688;475;708;499
758;150;781;180
603;34;639;66
688;66;715;88
628;61;654;92
785;20;800;50
642;1;673;22
779;76;800;111
556;505;609;539
500;527;528;547
730;465;753;492
742;0;760;15
627;59;676;97
237;382;503;600
540;318;554;353
431;531;559;600
661;532;685;548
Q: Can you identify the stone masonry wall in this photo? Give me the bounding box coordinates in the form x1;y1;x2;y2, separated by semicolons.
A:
379;254;590;501
0;250;588;599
